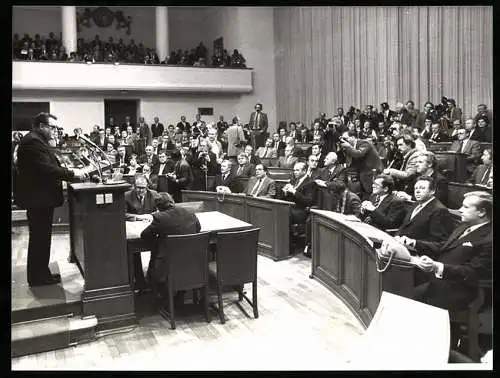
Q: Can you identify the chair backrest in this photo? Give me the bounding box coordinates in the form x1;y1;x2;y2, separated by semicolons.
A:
158;232;210;291
215;228;260;287
175;201;204;213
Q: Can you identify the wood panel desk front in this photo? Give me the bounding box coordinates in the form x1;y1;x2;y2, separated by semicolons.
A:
435;152;467;182
310;209;415;328
181;191;294;261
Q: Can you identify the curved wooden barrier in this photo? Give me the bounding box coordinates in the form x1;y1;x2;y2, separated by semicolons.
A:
310;209;415;328
181;190;294;261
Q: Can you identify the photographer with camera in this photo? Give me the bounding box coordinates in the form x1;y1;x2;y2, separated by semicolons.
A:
338;130;382;200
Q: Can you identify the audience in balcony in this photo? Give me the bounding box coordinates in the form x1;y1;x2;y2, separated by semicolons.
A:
14;33;248;68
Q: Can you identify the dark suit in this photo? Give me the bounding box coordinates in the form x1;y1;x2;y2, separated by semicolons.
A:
283;176;316;225
191;151;219;190
169;160;193;202
315;164;347;210
151;122;164;138
245;175;276;198
404;170;448;206
248;111;269;148
397;197;455;243
329;189;361;217
125;188;160;286
361;193;406;230
469;164;492;186
140;206;201;284
14;128;77;284
426;131;450;143
212;172;243;193
139;153;159;167
342;139;382;199
414;222;492;310
152;160;175;176
234;163;255;178
176;121;191;133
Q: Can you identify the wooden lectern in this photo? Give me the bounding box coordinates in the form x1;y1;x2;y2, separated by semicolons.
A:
68;182;136;332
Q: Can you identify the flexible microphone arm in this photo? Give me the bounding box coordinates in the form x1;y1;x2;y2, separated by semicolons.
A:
78;135;113;182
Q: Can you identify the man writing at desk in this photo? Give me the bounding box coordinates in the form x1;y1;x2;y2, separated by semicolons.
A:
125;175;160;292
140;192;201;303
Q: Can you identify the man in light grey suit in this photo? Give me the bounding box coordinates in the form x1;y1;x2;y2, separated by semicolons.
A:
224;116;246;162
277;145;298;168
248;103;269;149
245;164;276;198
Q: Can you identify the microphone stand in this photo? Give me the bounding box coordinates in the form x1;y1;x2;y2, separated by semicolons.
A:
78;136;113;183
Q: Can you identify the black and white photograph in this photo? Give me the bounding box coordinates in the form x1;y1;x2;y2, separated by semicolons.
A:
11;5;493;370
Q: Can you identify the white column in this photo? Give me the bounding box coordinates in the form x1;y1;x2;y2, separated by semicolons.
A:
155;6;169;63
61;6;77;54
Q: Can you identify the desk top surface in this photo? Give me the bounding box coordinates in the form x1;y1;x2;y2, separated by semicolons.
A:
126;211;252;240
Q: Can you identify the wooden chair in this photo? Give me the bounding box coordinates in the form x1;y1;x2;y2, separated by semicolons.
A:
209;228;260;324
155;232;211;329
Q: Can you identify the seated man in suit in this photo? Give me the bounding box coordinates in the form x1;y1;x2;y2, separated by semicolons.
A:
313;152;346;210
152;150;175;176
139;145;159;167
305;154;322;180
282;162;315;226
423;122;449;143
212;159;242;193
383;135;421;191
245;164;276;198
244;144;261;166
396;151;448;205
140;192;201;300
450;127;481;179
387;191;492;349
469;148;493;188
396;176;454;245
234;152;255;178
327;179;361;217
277;145;298;168
255;137;278;160
360;174;406;230
125;175;160;292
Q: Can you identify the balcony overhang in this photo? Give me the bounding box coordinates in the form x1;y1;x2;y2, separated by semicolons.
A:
12;61;254;93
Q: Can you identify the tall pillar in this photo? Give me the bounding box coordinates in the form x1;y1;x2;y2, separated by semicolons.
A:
155;6;169;63
62;6;78;54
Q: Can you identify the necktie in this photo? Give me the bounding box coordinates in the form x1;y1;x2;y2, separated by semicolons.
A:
254;113;260;130
461;140;467;154
263;147;268;158
373;195;381;208
481;166;491;185
238;166;243;175
223;174;228;182
251;178;262;196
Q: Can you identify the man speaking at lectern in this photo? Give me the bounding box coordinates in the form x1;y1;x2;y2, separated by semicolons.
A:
14;113;86;287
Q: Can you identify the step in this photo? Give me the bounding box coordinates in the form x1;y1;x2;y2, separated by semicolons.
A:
11;315;98;358
12;262;83;324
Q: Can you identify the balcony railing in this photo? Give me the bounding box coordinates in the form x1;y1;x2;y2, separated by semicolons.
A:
12;60;254;93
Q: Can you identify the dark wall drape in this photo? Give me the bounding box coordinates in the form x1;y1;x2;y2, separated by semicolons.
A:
274;6;492;123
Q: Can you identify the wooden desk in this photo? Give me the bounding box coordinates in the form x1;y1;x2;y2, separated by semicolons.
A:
447;182;492;210
310;209;415;328
427;142;452;152
435;151;467;182
126;211;252;241
181;191;294;261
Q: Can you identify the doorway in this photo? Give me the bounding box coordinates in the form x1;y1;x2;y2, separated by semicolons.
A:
104;99;139;131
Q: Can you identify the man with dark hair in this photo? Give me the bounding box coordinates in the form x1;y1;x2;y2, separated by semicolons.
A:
339;129;382;200
14;112;86;286
248;103;269;149
282;162;316;225
360;174;406;230
245;164;276;198
327;179;361;216
140;192;201;297
383;135;421;189
396;176;454;248
450;127;481;178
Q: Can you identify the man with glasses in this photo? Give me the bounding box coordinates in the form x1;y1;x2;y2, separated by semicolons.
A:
125;175;160;292
14;112;86;287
